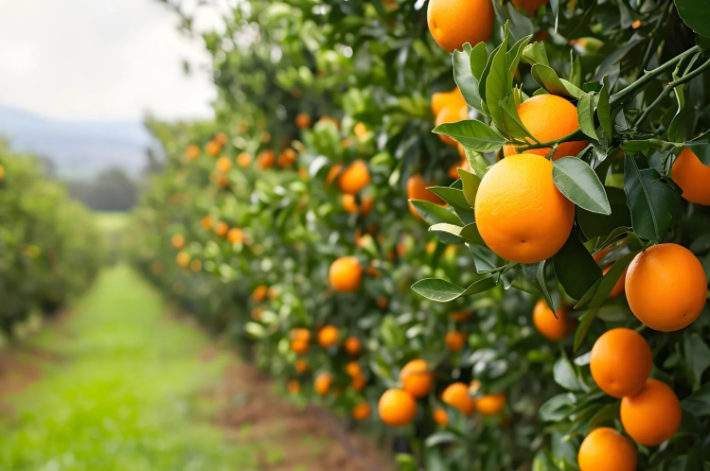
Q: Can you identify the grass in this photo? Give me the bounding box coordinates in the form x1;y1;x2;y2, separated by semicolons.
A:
0;266;258;471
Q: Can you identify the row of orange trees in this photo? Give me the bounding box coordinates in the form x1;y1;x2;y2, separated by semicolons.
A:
131;0;710;468
0;144;103;338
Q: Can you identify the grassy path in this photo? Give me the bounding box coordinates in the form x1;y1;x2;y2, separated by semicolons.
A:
0;266;254;471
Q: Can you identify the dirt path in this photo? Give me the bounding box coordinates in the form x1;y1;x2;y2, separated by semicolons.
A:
0;266;393;471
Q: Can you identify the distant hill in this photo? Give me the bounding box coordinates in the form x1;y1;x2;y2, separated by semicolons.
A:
0;106;156;179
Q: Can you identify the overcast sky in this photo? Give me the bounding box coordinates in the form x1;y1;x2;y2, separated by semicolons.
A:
0;0;225;122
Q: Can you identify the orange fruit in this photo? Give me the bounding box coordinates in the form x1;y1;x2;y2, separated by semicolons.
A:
435;105;468;146
354;122;368;139
260;131;271;143
672;147;710;205
338;160;370;195
344;336;362;355
214;221;229;237
512;0;548;14
205;140;221;156
578;427;637;471
590;328;652;398
502;95;589;160
445;332;466;352
342;194;373;215
475;154;575;263
603;266;627;298
431;88;466;117
476;393;506;416
441;383;476;416
407;174;445;219
378;389;417;426
257;150;275;169
620;379;681;446
287;380;301;395
296;112;311;129
376;296;389;309
318;325;339;348
266;286;277;299
252;285;268;301
427;0;495;53
450;311;472;322
227;227;244;244
314;373;333;396
351;373;367;391
329;256;363;292
295;359;308;373
346;362;362;377
449;155;472;179
201;215;213;230
400;359;433;398
291;339;309;355
532;300;569;341
237;152;252;168
171;234;185;249
185;144;200;160
625;243;707;332
291;328;311;342
190;259;202;272
433;408;449;426
214;132;228;146
325;164;343;186
352;402;371;420
176;251;190;267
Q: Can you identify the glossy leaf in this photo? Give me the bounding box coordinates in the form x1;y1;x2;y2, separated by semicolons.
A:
433;120;506;153
427;187;469;209
553;157;611;215
553;229;603;301
577;93;599;140
675;0;710;38
522;261;554;311
412;276;498;302
409;199;462;225
458;168;481;207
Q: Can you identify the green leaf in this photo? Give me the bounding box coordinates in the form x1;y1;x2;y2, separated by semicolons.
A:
409;199;462;225
577;93;599;140
675;0;710;38
668;85;695;143
429;223;465;244
460;223;486;246
539;394;574;421
433;120;506;153
523;41;550;67
573;309;599;352
553;157;611;215
685;129;710;166
684;333;710;391
623;154;681;241
553;355;583;391
554;229;603;301
458;168;481;207
395;453;418;471
487;30;529;139
522;261;554;311
531;65;584;99
469;245;504;273
598;78;612;138
682;381;710;416
463;147;490;177
425;432;460;447
586;252;637;309
411;276;498;302
569;52;582;88
507;34;533;77
427;187;469;209
577;188;631;240
588;402;620;428
453;43;488;116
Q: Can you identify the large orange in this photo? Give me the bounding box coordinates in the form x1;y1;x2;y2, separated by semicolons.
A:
475;154;575;263
338;160;370;195
590;328;652;398
427;0;495;53
329;256;363;292
578;427;637;471
378;389;417;426
445;331;466;352
435;105;467;146
620;379;681;446
476;393;506;416
441;382;476;416
407;174;445;219
432;88;466;117
532;300;569;341
318;325;339;348
625;243;707;332
672;147;710;205
400;359;433;398
502;95;589;160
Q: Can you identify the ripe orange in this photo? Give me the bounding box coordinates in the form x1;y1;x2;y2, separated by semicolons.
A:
287;380;301;395
532;300;569;341
296;112;311;129
201;215;213;230
338;160;370;195
291;339;309;355
325;164;343;186
512;0;548;14
257;150;275;169
0;164;5;180
578;428;637;471
625;243;707;332
214;132;228;146
433;408;449;426
185;144;200;160
351;373;367;391
206;140;221;156
354;122;368;139
450;311;472;322
252;285;268;301
171;234;185;249
427;0;494;53
449;155;472;179
227;227;244;244
294;359;308;373
214;221;229;237
352;402;371;420
344;336;362;355
475;154;575;263
342;194;373;215
176;251;190;267
376;296;389;309
190;259;202;272
346;361;362;377
237;152;251;168
400;359;433;398
329;256;363;292
445;331;466;352
590;328;652;398
441;383;476;416
266;286;277;299
477;393;506;416
603;266;627;298
378;389;417;426
502;95;589;160
672;147;710;205
407;174;445;219
318;325;339;348
291;328;311;342
314;373;333;396
620;379;681;446
435;105;467;146
431;88;466;117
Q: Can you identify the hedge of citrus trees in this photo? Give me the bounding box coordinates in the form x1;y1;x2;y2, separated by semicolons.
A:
0;144;103;338
131;0;710;468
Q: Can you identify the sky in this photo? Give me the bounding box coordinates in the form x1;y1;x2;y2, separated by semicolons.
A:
0;0;227;122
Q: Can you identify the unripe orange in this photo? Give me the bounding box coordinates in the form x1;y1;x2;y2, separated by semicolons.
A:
338;160;370;195
590;328;652;398
620;379;681;446
441;383;475;416
378;389;417;426
400;359;433;398
329;256;363;292
318;325;339;348
578;428;637;471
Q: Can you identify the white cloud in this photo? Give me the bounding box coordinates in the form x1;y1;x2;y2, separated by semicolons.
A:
0;0;220;122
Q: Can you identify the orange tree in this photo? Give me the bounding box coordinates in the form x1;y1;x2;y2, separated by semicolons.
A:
132;0;710;468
